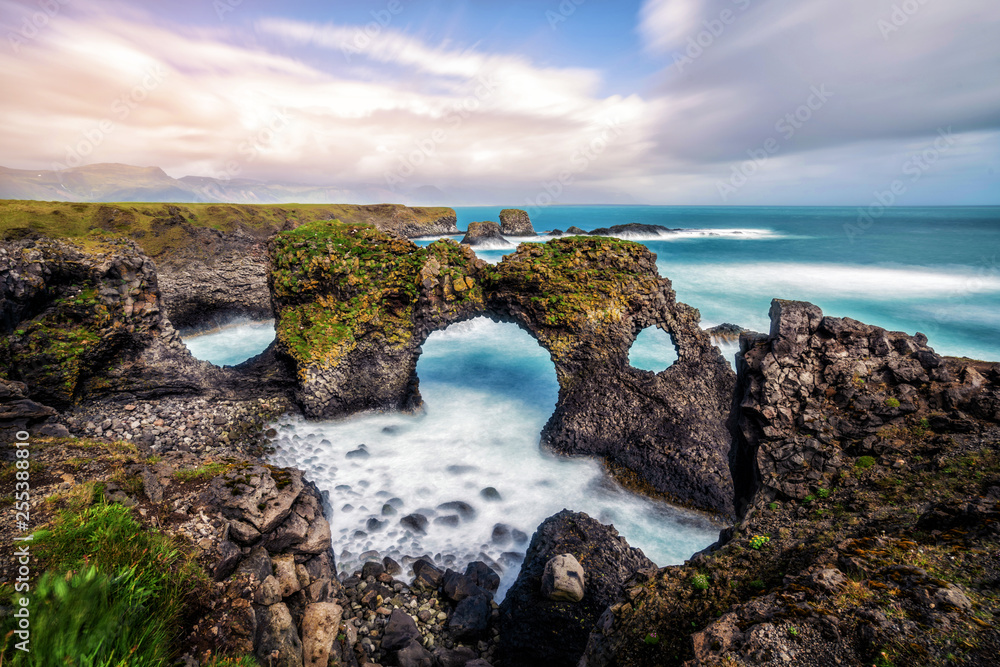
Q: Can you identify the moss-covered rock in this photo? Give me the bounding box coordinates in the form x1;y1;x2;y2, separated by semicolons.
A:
269;220;486;417
269;227;735;517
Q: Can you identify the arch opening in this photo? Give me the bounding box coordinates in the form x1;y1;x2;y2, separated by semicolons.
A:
629;325;679;372
267;317;720;599
179;318;276;367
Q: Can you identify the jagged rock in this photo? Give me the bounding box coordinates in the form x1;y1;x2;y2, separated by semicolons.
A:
498;510;654;667
301;602;343;667
272;554;302;597
499;209;535;236
382;608;420;652
412;559;444;590
255;575;283;606
255;602;303;667
729;299;1000;511
589;223;679;237
208;466;304;535
541;554;585;602
460;221;509;247
229;519;262;545
565;226;587;235
465;561;500;595
442;569;483;603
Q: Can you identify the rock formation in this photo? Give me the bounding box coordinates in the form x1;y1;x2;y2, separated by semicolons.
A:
589;223;679;237
269;224;736;517
460;221;509;247
579;299;1000;667
499;209;535;236
498;510;654;667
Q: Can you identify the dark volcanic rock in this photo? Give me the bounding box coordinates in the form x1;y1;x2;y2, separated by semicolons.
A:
588;223;679;237
705;322;748;343
460;221;509;247
729;299;1000;513
565;226;587;235
498;510;654;667
499;209;535;236
382;608;420;652
448;592;492;639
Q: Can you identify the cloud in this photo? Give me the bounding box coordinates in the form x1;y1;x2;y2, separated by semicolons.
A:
0;0;996;204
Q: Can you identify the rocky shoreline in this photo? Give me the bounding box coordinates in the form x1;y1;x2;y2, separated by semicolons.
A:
1;206;998;666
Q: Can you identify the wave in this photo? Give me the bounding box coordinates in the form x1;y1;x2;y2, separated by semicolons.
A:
664;262;1000;300
597;228;785;242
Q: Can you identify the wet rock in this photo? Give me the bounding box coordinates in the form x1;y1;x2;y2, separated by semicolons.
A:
346;445;370;459
361;561;385;579
491;524;511;545
401;513;429;534
437;501;476;519
565;226;587;235
460;221;508;247
442;569;482;603
434;515;461;527
480;487;502;501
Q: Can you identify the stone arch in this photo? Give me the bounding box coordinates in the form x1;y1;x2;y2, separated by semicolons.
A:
268;227;737;518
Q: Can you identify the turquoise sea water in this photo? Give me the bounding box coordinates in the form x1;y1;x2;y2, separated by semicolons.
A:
443;206;1000;362
184;206;1000;587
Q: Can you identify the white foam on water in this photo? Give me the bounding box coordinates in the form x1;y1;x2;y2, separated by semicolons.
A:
181;320;275;367
663;262;1000;300
597;228;785;242
267;317;721;599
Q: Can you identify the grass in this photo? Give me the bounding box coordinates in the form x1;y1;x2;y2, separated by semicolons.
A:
856;455;877;470
0;500;210;666
0;200;453;258
172;462;232;483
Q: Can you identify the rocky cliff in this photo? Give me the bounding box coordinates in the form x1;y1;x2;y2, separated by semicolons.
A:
579;300;1000;667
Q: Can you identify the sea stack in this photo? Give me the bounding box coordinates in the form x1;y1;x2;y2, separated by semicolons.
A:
499;208;536;236
460;221;508;246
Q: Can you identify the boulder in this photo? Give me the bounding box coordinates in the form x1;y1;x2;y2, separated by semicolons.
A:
565;226;587;235
448;592;492;639
397;639;434;667
383;608;421;652
541;554;585;602
460;221;509;247
498;510;654;667
499;209;535;236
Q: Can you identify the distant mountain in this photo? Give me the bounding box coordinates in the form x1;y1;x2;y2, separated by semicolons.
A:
0;163;454;206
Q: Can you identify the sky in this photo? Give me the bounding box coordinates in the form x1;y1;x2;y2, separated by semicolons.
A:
1;0;999;205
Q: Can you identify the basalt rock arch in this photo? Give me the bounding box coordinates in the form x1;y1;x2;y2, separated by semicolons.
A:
269;221;736;518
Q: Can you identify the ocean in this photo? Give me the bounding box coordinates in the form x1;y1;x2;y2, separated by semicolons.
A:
182;205;1000;594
